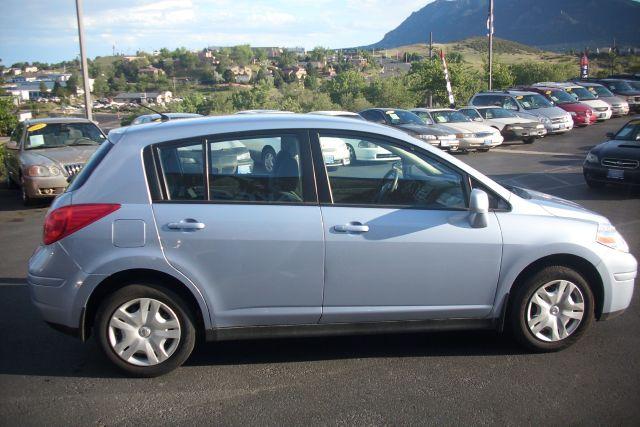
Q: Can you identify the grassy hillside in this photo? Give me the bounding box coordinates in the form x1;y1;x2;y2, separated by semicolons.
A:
379;37;575;69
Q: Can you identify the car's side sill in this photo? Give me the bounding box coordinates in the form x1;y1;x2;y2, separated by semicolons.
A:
206;318;495;342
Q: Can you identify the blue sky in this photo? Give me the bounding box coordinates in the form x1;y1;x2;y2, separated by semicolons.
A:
0;0;432;66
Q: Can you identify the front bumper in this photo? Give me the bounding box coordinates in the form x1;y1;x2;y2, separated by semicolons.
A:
594;247;637;318
583;162;640;186
611;105;629;116
547;121;573;134
22;175;69;198
594;109;612;121
502;127;546;141
458;135;503;150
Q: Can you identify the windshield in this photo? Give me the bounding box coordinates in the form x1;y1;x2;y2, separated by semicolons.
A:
614;120;640;141
587;85;614;98
565;87;596;100
479;108;517;119
606;80;634;92
460;109;482;120
628;81;640;91
25;122;106;150
545;89;577;104
431;110;472;123
383;110;425;125
517;94;553;110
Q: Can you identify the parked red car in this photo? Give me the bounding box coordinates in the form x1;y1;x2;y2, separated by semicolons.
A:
521;86;596;126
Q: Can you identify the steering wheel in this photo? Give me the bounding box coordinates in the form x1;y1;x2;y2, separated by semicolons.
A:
375;162;402;203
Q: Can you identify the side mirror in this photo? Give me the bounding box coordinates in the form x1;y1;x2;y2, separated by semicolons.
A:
474;117;483;122
606;132;615;139
469;188;489;228
5;140;18;150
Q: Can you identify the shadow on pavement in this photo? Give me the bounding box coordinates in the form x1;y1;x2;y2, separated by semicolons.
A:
0;285;523;378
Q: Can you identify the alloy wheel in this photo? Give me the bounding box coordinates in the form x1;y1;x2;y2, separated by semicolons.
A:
526;280;585;342
108;297;181;366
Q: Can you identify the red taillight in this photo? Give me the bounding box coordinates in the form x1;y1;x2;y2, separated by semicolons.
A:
43;204;120;245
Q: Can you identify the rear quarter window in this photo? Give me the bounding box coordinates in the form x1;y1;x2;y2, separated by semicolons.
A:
66;141;114;192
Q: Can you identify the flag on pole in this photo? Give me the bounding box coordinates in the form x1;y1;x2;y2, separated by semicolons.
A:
486;7;494;36
440;50;455;108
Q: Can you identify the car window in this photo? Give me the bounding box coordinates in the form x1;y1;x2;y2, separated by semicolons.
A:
158;141;206;201
209;135;304;203
503;97;519;110
471;95;492;107
24;122;106;149
614;120;640;141
67;141;115;192
459;109;482;120
320;134;467;210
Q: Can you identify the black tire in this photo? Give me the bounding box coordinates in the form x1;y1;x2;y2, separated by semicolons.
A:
95;283;197;377
477;148;490;153
523;137;535;144
262;147;277;173
508;265;594;352
585;177;604;189
346;144;357;163
19;176;35;206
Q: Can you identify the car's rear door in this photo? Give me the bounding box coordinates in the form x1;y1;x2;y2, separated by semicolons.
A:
150;130;325;327
312;130;503;323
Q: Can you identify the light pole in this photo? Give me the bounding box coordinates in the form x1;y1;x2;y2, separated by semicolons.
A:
488;0;494;90
75;0;92;121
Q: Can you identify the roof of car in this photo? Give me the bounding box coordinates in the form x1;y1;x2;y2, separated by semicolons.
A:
108;113;408;145
533;82;580;89
361;108;412;112
573;81;605;88
309;111;360;116
135;113;202;119
475;90;538;96
24;117;95;125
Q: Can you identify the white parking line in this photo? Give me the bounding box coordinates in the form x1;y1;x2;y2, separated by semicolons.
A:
492;149;582;157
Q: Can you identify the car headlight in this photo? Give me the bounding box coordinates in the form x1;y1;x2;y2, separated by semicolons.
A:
596;223;629;253
439;134;457;140
536;124;545;129
417;134;437;140
236;151;251;161
539;116;551;124
26;165;61;177
585;152;599;163
455;133;474;138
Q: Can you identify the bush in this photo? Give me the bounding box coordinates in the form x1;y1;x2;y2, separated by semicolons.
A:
0;97;18;136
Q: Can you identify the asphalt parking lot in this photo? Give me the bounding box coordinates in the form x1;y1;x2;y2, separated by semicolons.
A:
0;117;638;425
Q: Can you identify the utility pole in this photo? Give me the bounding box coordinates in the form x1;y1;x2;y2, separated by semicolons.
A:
75;0;92;120
487;0;494;90
428;31;433;108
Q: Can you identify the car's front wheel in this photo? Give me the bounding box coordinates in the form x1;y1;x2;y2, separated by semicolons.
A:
509;266;594;352
95;284;196;377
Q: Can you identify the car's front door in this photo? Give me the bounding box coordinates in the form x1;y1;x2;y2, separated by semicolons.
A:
313;131;503;323
151;131;325;328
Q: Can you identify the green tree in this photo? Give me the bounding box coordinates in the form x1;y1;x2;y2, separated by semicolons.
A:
0;97;18;136
66;74;79;96
509;61;575;86
92;77;109;96
486;61;515;90
365;77;418;108
39;81;48;96
52;81;66;98
408;58;482;107
277;50;297;68
324;70;366;105
222;69;235;84
231;45;253;66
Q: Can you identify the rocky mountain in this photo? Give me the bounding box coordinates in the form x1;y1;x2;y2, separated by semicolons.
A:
368;0;640;51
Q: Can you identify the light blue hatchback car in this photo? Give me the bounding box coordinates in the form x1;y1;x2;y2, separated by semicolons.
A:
28;114;637;376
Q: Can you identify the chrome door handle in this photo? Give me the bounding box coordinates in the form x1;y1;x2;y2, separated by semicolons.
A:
167;219;206;230
334;222;369;233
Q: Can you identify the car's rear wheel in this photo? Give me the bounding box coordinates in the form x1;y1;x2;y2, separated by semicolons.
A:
477;148;490;153
508;266;594;352
523;137;535;144
262;147;276;173
95;284;196;377
346;144;357;163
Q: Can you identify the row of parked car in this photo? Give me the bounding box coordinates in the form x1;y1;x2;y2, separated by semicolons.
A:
5;76;640;206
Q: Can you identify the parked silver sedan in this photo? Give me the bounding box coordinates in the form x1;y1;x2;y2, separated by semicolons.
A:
4;118;107;205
